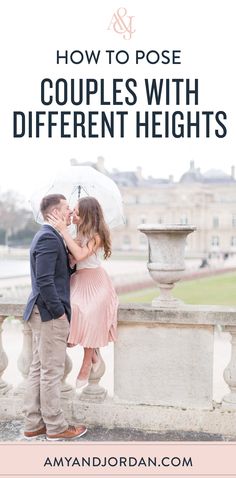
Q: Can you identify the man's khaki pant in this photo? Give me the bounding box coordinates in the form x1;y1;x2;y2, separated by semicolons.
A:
23;307;70;435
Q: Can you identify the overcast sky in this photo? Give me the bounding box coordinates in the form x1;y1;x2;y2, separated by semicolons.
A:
1;0;235;200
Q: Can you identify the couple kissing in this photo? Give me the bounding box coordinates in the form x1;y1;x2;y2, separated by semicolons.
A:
23;193;118;440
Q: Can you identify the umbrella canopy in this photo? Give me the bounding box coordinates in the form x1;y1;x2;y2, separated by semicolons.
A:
30;165;125;228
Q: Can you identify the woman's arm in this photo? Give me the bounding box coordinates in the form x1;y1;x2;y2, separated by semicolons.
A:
68;252;77;268
47;214;94;261
61;228;95;261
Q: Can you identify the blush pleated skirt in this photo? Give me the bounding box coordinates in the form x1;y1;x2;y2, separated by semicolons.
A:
68;267;118;348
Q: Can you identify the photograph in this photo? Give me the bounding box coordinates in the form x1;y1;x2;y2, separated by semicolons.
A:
0;0;235;475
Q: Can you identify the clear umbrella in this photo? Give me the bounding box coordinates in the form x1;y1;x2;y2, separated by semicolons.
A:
30;165;125;228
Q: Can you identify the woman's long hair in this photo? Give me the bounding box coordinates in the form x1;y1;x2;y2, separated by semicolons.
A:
77;197;112;259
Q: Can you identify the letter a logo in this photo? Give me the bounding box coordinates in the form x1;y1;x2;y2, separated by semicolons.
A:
108;7;135;40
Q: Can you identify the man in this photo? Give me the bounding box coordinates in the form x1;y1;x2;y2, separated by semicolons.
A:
23;194;87;440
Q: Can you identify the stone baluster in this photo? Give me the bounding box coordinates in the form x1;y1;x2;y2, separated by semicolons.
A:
15;320;33;395
15;321;73;396
61;351;74;398
80;349;107;402
0;316;12;395
222;326;236;409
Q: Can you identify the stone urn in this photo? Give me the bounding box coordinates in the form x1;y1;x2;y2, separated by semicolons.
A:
138;224;196;308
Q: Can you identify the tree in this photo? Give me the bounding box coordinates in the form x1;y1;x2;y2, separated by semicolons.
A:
9;217;39;246
0;190;35;246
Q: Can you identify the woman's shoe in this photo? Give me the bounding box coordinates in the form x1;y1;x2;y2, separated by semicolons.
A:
76;378;89;389
76;363;92;389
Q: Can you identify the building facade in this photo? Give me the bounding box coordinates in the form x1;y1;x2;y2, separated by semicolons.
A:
73;158;236;258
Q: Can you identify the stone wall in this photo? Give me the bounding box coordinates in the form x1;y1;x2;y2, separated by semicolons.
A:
1;303;236;435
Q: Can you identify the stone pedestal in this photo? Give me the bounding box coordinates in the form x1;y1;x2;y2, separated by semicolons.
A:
0;317;12;395
79;350;107;402
115;306;215;409
222;326;236;410
15;320;32;395
138;224;196;308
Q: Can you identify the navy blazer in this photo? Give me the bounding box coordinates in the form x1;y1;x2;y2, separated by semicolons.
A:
23;224;72;322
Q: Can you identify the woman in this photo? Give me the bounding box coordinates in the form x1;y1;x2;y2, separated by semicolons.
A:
48;196;118;389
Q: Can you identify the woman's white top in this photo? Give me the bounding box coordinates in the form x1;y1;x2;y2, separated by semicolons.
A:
76;253;101;270
75;234;101;270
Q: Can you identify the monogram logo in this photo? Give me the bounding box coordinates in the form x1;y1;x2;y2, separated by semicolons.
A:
107;7;135;40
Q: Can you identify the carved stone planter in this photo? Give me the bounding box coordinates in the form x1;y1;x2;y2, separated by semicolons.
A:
138;224;196;308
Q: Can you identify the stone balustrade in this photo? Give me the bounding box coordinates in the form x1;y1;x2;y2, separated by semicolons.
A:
0;302;236;436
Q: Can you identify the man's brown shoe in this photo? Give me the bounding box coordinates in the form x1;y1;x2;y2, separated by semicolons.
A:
24;426;46;440
46;425;87;441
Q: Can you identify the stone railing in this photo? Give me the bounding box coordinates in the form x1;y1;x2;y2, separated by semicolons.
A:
0;302;236;435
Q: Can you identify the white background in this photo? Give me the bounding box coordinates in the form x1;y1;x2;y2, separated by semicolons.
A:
0;0;235;197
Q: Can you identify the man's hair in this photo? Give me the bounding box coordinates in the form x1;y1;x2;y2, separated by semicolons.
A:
40;194;66;219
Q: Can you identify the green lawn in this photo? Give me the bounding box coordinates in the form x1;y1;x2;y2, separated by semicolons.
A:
119;272;236;306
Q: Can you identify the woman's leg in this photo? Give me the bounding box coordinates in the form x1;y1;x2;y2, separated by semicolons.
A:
77;347;94;380
92;348;100;364
91;348;104;373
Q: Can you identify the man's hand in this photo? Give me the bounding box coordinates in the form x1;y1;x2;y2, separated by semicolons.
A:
57;313;67;320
